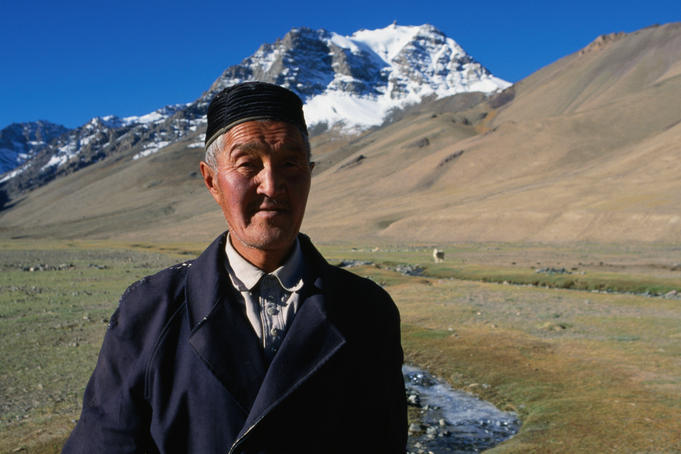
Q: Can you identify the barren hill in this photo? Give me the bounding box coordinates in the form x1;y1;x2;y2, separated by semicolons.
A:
1;23;680;244
303;22;681;243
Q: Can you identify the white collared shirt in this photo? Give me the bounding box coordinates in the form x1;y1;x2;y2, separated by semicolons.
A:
224;233;305;362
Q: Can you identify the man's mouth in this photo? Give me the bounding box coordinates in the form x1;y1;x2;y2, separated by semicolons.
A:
256;198;288;212
252;201;289;217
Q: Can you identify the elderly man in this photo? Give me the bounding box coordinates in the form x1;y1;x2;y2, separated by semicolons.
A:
62;82;407;453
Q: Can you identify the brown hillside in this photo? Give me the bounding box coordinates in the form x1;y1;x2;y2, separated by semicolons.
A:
303;22;681;243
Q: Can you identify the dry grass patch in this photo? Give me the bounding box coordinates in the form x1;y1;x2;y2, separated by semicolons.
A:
391;275;681;453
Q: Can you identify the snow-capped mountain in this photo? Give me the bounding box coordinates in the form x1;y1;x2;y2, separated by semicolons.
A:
0;121;69;175
0;104;203;192
34;103;201;173
0;24;509;198
206;23;509;131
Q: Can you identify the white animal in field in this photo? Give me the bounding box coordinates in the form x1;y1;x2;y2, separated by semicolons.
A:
433;248;445;263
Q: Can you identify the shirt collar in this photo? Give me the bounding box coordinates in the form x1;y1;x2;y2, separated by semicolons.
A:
225;233;305;293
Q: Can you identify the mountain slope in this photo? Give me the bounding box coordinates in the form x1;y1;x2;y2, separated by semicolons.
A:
2;23;680;244
302;23;681;243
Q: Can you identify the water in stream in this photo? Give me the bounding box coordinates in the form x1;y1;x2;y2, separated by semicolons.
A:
404;365;520;453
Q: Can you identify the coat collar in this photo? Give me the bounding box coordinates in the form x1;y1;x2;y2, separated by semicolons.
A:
186;232;347;430
225;233;305;293
186;233;266;413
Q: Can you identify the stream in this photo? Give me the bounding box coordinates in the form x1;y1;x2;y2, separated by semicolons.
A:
404;365;520;453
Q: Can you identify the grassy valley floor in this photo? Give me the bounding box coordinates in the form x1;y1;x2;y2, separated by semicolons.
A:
1;240;681;453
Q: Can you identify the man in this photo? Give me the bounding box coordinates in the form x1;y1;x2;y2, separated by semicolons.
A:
62;81;407;453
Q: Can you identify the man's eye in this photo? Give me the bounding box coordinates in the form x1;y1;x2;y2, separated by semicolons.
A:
284;156;308;167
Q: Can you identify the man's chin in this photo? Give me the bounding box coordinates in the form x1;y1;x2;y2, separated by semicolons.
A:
253;209;289;221
234;227;297;252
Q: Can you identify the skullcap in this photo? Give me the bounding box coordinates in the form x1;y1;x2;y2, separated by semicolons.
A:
204;82;308;148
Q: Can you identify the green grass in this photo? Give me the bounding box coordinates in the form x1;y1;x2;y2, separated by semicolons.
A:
0;243;184;452
423;263;681;295
318;242;681;296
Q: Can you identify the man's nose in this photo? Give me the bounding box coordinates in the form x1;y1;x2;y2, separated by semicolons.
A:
256;165;283;197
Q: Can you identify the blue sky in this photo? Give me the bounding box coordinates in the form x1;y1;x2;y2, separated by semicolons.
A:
1;0;679;130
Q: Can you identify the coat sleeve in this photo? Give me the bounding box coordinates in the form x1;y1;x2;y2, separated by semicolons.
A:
62;283;160;454
328;268;408;452
378;288;408;452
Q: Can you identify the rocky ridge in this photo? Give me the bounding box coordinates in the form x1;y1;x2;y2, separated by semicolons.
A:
0;121;68;176
0;105;203;199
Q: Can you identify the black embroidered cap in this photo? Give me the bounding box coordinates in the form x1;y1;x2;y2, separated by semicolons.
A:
204;82;308;148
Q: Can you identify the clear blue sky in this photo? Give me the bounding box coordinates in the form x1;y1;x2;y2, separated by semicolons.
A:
1;0;679;130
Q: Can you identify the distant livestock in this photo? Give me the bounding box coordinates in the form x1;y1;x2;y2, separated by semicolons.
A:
433;249;445;263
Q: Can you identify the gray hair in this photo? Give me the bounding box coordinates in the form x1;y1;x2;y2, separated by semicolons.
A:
204;133;224;169
204;122;312;169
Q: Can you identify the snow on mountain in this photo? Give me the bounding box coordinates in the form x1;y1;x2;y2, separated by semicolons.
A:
121;103;191;127
1;23;509;196
0;104;199;191
0;121;69;179
208;23;510;132
35;104;194;170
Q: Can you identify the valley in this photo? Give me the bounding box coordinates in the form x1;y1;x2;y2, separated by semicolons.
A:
2;239;680;453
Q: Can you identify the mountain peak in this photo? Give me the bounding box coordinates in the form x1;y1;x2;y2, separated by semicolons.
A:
578;31;626;55
209;23;509;133
0;120;69;176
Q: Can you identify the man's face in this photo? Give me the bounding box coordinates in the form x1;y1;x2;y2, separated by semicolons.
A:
201;120;312;259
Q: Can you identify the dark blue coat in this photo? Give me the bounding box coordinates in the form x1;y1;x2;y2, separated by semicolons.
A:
62;233;407;453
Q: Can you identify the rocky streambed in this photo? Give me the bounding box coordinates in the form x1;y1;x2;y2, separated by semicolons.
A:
404;365;520;453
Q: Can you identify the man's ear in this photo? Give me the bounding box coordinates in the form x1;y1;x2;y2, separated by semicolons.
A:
199;161;221;202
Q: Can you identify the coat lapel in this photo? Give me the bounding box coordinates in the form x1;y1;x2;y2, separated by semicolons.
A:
236;280;347;441
188;294;266;413
186;233;266;414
